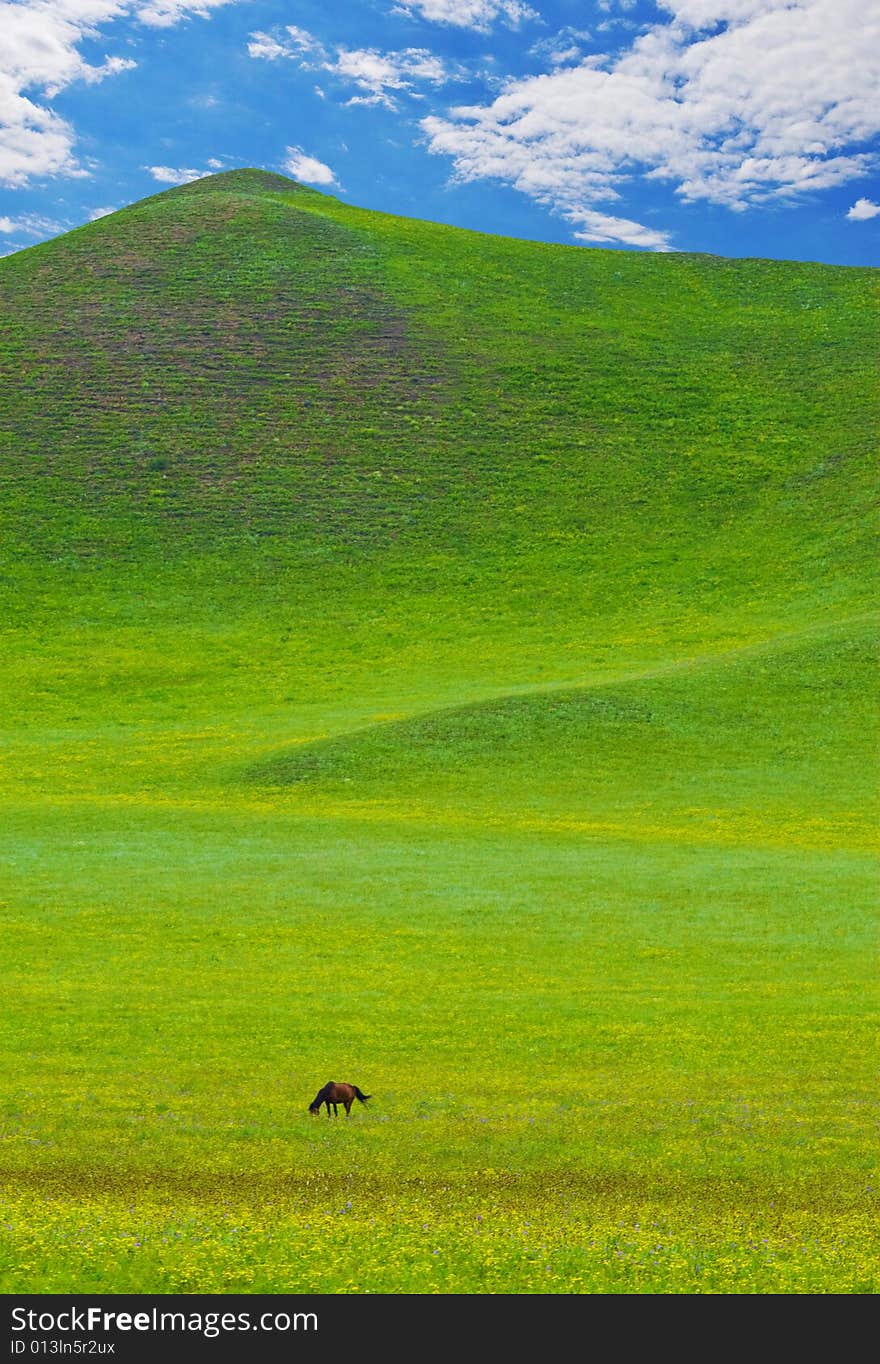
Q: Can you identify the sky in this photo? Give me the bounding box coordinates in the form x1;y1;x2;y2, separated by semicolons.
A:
1;0;879;264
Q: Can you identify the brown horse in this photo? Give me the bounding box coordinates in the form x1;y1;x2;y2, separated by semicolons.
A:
308;1081;371;1117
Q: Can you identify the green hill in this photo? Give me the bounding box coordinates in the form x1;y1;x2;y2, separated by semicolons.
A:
0;169;877;1294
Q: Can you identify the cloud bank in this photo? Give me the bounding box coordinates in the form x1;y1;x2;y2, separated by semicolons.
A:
0;0;238;186
422;0;880;248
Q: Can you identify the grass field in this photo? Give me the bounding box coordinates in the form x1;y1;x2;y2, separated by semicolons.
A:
0;170;877;1293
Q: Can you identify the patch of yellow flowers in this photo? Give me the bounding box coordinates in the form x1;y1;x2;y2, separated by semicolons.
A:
2;1187;877;1294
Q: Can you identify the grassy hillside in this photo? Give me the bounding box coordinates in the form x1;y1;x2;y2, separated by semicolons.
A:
0;169;877;1293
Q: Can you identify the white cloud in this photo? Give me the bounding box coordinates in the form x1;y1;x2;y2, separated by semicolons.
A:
846;197;880;221
135;0;234;25
0;0;134;185
88;204;116;218
249;26;456;111
530;28;594;68
247;25;322;62
0;0;237;187
423;0;880;248
0;210;63;235
570;207;672;250
334;47;450;108
392;1;537;32
283;146;338;187
146;164;206;184
247;32;291;62
0;95;82;187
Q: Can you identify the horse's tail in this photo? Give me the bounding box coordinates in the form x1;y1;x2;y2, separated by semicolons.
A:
352;1086;371;1103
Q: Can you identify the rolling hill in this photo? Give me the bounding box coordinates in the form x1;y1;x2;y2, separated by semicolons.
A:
0;168;877;1294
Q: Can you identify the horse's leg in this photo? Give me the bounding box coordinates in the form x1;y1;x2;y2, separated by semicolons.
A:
344;1101;352;1116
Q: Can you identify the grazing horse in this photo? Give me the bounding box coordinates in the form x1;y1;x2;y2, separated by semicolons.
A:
309;1081;371;1117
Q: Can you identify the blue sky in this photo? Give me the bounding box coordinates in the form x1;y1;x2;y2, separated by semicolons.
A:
1;0;878;264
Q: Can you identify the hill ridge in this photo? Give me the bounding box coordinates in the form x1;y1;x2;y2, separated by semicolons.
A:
249;602;880;775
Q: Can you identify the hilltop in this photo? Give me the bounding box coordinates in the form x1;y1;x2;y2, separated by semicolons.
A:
1;167;875;592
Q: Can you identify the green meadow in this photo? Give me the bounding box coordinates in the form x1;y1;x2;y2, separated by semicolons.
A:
0;170;877;1293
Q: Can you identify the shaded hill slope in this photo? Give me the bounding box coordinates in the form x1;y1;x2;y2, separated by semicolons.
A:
0;170;451;559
